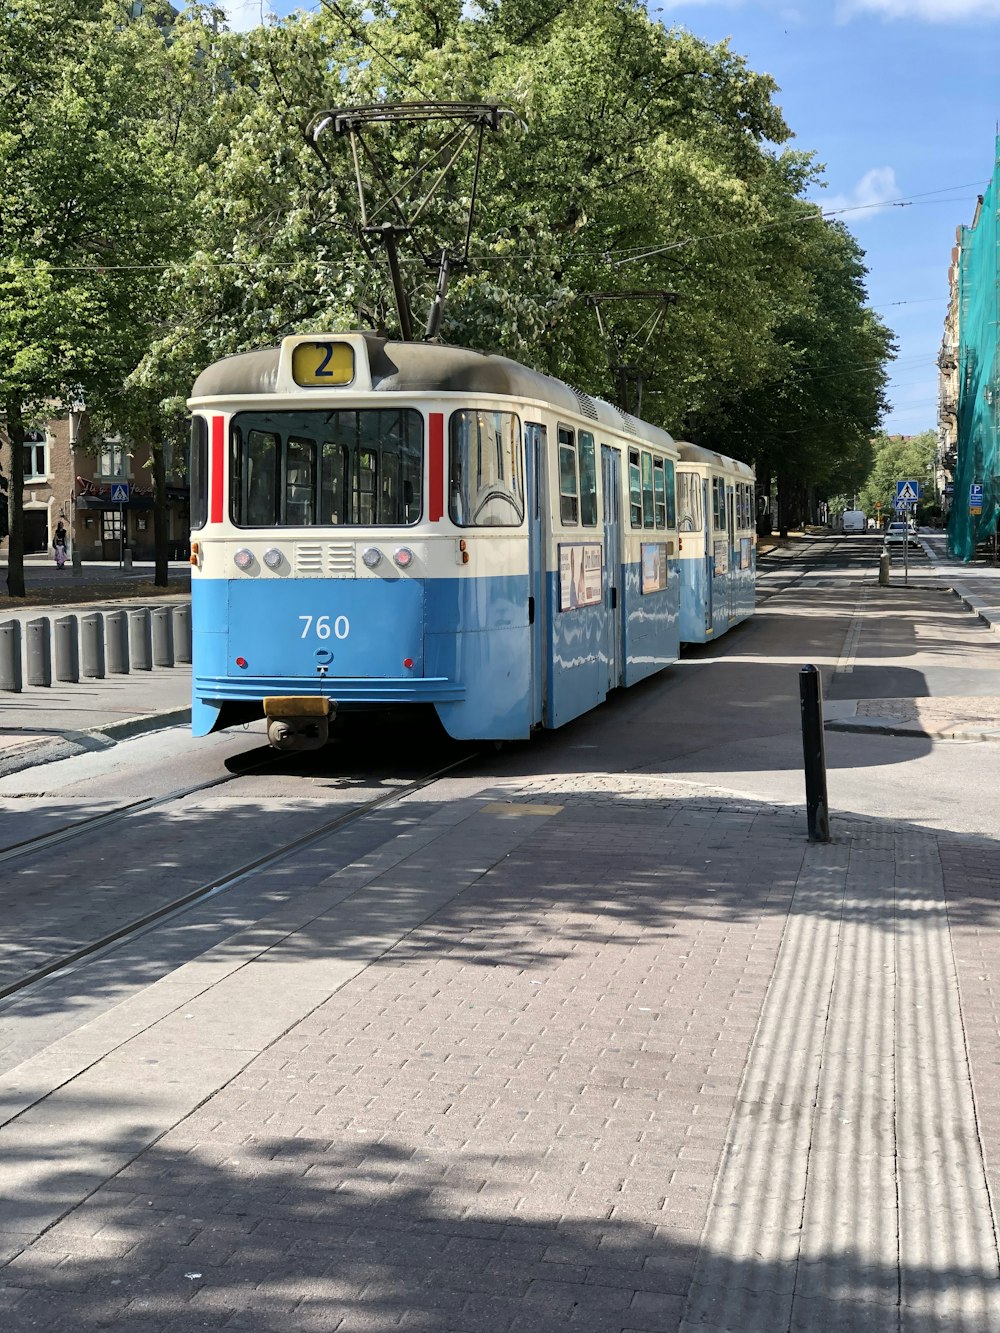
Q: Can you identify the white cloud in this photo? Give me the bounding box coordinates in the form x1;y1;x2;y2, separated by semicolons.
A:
838;0;1000;18
818;167;901;221
220;0;275;31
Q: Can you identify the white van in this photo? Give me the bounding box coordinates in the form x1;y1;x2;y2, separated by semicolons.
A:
842;509;866;533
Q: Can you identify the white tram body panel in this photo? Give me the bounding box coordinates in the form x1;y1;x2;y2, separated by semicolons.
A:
186;334;747;744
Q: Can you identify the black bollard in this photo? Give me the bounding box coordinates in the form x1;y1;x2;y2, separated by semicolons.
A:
799;665;831;843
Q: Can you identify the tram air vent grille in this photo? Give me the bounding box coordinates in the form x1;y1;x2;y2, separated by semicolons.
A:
614;407;638;434
327;544;356;577
294;543;357;577
295;544;324;576
569;386;599;421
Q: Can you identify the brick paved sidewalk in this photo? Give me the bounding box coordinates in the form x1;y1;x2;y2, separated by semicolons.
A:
2;773;1000;1331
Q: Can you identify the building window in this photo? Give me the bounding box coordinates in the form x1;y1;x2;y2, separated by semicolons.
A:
99;442;129;480
23;432;48;481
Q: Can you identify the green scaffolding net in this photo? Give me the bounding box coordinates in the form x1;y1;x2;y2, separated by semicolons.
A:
949;143;1000;560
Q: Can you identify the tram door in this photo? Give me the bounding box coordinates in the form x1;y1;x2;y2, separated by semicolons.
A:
726;486;736;620
601;446;623;689
702;478;713;635
525;423;547;725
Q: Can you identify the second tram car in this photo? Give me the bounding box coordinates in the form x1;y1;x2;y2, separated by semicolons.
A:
675;442;756;643
187;332;754;749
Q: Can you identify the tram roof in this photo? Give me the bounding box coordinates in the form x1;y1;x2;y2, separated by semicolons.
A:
191;333;677;452
675;439;755;479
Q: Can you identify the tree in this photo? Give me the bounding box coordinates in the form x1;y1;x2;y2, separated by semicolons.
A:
689;217;893;532
0;0;181;595
858;430;936;522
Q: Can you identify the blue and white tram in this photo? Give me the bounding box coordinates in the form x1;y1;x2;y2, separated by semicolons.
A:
186;332;734;749
675;441;756;644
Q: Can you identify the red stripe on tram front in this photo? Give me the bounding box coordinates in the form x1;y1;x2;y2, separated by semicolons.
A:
210;415;225;523
428;413;444;522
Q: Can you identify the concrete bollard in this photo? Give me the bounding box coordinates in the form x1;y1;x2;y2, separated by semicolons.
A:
106;610;130;674
26;618;52;687
0;620;22;692
879;550;890;585
54;616;80;683
128;608;152;670
173;604;192;664
81;612;106;679
151;606;174;667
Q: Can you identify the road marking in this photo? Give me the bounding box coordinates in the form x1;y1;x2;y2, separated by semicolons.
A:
835;587;868;675
680;827;1000;1331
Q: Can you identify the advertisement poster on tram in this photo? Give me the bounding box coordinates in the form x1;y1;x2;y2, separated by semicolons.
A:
559;542;603;610
641;542;668;594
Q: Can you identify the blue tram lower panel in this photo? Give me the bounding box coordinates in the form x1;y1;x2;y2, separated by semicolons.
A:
679;555;755;644
192;563;682;741
619;559;680;689
192;575;533;741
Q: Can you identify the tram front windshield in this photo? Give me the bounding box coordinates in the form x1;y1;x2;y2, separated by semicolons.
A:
230;409;423;527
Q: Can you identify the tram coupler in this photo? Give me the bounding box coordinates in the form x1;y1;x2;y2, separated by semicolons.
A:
263;696;335;752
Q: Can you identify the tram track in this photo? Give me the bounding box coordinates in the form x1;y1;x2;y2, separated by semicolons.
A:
0;749;477;1008
0;742;282;864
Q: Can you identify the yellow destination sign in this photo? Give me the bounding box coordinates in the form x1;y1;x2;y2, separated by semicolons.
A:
291;341;354;387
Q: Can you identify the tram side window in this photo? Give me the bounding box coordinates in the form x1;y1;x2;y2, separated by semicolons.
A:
641;452;654;528
449;410;524;527
677;471;703;532
665;459;677;528
558;427;579;526
579;431;598;526
628;449;642;526
711;476;726;532
653;458;666;529
189;417;208;530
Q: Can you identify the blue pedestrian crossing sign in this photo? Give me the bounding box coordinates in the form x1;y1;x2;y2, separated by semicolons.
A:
896;480;920;504
110;483;130;504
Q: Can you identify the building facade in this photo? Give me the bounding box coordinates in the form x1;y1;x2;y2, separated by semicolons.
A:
1;410;189;561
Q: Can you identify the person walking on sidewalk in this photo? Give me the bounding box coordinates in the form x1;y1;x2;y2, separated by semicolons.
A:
53;523;67;570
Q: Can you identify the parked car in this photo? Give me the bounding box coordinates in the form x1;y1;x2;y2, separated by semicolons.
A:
885;521;919;548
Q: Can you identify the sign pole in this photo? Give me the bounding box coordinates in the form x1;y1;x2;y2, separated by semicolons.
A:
119;501;124;568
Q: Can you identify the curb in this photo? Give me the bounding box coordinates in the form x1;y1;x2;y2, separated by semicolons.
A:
826;720;1000;742
89;707;192;744
0;707;192;780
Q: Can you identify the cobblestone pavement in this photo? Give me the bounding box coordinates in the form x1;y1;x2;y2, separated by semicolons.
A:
2;772;999;1331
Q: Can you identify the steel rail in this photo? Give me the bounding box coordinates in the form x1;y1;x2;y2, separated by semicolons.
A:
0;750;476;1007
0;744;282;865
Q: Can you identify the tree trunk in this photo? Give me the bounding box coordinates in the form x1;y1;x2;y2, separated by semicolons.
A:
4;394;26;598
151;438;169;587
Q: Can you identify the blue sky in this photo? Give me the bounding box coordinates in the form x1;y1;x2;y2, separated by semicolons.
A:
223;0;1000;436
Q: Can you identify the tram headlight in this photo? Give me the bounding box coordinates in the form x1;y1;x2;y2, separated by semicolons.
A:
233;548;254;571
362;547;382;569
263;547;283;570
393;547;414;570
